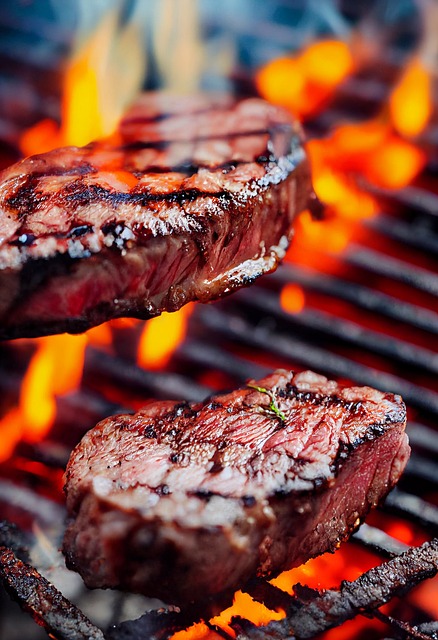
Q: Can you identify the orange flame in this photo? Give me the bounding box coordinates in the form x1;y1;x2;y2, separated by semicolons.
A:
1;7;150;463
256;40;354;119
389;57;433;138
138;305;194;370
170;544;395;640
280;283;306;314
19;7;145;154
0;334;88;462
257;38;431;270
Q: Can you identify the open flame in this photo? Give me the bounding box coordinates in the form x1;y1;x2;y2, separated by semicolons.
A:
1;12;436;638
256;38;432;310
0;8;189;462
20;4;146;153
138;305;195;371
256;40;354;120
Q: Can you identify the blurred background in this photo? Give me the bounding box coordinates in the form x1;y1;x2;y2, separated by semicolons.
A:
0;0;433;154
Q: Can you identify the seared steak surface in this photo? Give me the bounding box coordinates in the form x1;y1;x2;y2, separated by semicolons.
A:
0;94;311;339
63;370;409;606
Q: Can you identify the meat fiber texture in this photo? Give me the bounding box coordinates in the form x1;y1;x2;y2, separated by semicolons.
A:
0;93;312;339
63;370;409;606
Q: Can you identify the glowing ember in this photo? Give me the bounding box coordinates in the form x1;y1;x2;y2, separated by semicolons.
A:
363;135;426;189
211;591;285;637
86;323;113;347
138;305;194;370
256;39;354;119
257;36;430;271
280;283;306;314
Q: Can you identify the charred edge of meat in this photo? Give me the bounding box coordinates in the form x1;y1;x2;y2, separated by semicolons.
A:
62;369;408;607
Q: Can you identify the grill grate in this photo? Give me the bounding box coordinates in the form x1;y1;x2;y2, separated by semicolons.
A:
1;17;438;640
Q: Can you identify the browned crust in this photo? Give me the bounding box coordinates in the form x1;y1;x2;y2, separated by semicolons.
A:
0;96;312;339
63;370;409;605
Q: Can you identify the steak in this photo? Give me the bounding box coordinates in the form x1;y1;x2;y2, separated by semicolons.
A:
63;370;409;606
0;94;312;340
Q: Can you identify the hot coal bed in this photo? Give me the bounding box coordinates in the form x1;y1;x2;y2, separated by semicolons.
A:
0;3;438;640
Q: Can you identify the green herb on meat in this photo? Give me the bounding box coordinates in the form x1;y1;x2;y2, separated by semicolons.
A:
247;384;286;422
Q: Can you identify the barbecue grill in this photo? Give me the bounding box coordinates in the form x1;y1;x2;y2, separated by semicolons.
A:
0;1;437;639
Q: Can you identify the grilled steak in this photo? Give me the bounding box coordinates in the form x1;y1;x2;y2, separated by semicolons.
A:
63;370;409;606
0;94;312;339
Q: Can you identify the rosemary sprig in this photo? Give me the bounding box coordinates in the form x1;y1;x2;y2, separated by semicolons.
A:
247;384;286;422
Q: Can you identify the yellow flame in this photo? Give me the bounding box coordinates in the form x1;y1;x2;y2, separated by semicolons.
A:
390;57;432;138
20;334;87;442
138;305;194;370
212;591;285;633
62;9;146;146
20;5;146;154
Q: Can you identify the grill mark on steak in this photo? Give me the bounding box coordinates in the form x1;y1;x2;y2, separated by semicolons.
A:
119;127;275;148
281;384;365;413
0;95;312;339
63;369;409;607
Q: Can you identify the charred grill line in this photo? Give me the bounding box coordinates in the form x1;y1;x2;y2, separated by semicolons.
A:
271;265;438;334
0;95;312;340
231;538;438;640
62;369;408;605
0;546;105;640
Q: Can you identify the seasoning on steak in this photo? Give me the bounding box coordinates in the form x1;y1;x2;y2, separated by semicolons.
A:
0;94;313;340
63;369;409;606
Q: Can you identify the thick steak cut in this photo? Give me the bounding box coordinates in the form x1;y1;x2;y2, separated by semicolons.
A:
63;370;409;606
0;94;312;339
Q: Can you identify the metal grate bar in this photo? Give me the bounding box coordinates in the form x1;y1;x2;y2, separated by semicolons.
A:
367;184;438;220
177;340;269;383
364;214;438;255
232;288;438;374
271;265;438;334
352;523;409;557
383;489;438;533
344;244;438;295
85;348;210;403
407;422;438;456
195;305;438;415
403;454;438;486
